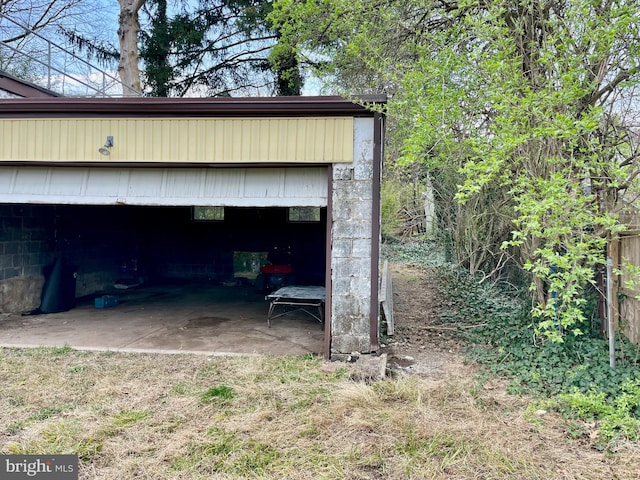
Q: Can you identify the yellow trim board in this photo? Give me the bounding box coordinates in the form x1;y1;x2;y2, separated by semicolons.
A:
0;117;354;164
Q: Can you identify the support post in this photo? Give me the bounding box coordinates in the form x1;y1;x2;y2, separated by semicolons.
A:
607;256;616;369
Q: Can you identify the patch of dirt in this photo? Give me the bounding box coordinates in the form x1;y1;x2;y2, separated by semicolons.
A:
381;262;465;377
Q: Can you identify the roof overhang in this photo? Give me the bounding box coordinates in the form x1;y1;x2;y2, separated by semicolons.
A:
0;95;386;118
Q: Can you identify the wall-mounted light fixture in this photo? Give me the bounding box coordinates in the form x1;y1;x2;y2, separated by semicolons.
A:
98;136;114;156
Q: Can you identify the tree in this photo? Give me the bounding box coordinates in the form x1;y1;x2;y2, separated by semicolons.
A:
271;0;640;339
0;0;93;45
0;0;105;81
138;0;284;97
3;0;151;95
117;0;145;94
269;39;302;96
139;0;303;97
139;0;169;96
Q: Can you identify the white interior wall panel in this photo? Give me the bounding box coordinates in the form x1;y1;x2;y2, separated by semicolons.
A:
0;166;328;207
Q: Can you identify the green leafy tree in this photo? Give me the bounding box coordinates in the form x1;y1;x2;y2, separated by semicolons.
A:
272;0;640;339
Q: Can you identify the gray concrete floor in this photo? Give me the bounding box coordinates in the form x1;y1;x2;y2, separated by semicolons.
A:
0;284;325;356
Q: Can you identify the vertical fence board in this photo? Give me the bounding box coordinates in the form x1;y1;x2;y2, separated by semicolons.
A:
614;233;640;344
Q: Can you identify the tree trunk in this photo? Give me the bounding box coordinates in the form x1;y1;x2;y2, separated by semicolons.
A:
118;0;145;95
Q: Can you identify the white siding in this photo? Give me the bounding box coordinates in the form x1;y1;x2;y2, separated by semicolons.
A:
0;166;328;207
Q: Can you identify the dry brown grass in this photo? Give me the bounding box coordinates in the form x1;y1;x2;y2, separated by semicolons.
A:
1;346;639;479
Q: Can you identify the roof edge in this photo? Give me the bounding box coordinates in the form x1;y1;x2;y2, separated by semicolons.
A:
0;70;60;98
0;95;386;117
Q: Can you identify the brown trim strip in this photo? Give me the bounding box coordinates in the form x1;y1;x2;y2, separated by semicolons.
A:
369;112;384;351
0;161;333;169
0;95;386;117
324;164;333;360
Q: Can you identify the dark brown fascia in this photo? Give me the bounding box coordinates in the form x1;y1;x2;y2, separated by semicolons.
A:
0;95;386;118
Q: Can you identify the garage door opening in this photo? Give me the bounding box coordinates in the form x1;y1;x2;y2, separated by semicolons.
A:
0;203;327;355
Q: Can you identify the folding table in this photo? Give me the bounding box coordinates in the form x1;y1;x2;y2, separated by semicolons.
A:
265;286;326;327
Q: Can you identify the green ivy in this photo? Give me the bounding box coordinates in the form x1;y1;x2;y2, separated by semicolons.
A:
381;239;446;267
557;380;640;445
447;272;640;396
384;234;640;447
436;263;640;447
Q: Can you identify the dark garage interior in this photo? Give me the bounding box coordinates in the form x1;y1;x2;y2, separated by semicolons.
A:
2;203;326;295
0;203;327;355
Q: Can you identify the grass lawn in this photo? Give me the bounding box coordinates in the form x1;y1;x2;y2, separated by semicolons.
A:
1;346;638;479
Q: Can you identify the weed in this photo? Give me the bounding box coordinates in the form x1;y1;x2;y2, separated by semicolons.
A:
111;408;151;428
69;364;87;374
7;421;26;435
171;427;238;473
30;404;75;421
200;385;236;405
372;377;422;404
289;388;325;411
557;380;640;445
395;431;471;475
1;336;637;478
7;397;25;407
524;399;558;426
229;441;280;475
382;238;446;267
5;403;76;435
18;345;74;360
171;381;194;396
50;345;73;356
4;421;103;461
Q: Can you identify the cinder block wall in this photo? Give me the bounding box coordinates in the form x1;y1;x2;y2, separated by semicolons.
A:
0;205;128;314
0;204;55;312
331;117;376;356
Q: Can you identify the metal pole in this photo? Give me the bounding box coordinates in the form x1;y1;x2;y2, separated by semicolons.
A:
47;42;51;90
606;257;616;369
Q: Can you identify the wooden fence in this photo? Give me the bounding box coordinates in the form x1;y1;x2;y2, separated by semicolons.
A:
609;232;640;344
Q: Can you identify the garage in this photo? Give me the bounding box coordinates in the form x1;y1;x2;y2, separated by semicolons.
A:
0;96;385;359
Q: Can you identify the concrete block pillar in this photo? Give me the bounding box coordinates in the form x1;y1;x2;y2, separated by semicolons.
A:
330;117;378;357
